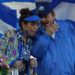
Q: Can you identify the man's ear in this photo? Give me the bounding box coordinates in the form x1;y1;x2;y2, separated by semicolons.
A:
52;12;55;20
51;10;55;17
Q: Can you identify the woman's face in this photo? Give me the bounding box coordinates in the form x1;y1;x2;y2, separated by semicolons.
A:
22;21;39;36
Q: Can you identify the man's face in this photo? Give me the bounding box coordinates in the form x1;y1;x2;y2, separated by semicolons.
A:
45;13;55;25
41;12;55;28
22;21;39;36
40;17;47;28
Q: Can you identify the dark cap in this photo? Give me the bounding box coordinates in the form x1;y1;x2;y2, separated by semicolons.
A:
36;2;52;18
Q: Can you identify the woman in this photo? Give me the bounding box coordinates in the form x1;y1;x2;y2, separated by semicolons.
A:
0;8;40;75
14;8;41;75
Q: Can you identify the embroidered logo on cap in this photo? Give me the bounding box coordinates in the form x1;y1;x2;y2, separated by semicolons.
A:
39;6;45;11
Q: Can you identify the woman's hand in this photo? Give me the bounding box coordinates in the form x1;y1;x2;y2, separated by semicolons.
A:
15;61;26;72
1;58;10;69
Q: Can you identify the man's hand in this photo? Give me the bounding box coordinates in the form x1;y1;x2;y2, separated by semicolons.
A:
46;23;59;35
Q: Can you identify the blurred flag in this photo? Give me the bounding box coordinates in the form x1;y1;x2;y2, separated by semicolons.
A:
53;0;75;21
0;3;17;34
0;0;35;3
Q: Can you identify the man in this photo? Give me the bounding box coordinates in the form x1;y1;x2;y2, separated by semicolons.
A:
31;2;75;75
